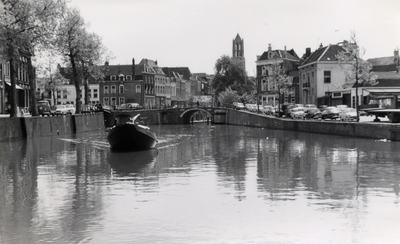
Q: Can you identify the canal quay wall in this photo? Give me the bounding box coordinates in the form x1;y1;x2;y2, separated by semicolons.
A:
226;109;400;141
0;113;104;141
2;109;400;141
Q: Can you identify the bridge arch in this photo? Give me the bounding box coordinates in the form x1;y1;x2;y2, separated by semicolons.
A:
179;108;213;124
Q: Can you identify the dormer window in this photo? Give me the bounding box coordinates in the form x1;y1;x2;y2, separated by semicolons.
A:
126;75;132;80
118;74;124;81
110;75;116;81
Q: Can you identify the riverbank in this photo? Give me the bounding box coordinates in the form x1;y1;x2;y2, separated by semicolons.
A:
0;113;105;141
226;109;400;141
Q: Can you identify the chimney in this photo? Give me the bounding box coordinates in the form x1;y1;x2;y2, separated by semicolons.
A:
306;48;311;57
268;43;271;51
394;48;399;58
256;55;261;61
319;43;323;49
132;58;135;79
155;60;158;65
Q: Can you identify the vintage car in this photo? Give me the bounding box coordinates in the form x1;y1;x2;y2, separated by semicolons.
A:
65;104;76;115
339;108;358;121
233;102;245;110
36;100;52;116
287;107;306;119
305;108;322;119
54;105;70;115
321;106;341;120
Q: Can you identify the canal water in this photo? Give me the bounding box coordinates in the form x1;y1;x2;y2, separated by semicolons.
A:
0;124;399;244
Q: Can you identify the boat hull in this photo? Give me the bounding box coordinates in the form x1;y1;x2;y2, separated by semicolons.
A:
107;123;157;151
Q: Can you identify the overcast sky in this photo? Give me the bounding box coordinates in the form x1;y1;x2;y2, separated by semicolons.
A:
68;0;400;75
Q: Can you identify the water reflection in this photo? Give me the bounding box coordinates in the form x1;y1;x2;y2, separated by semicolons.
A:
0;125;399;243
107;149;158;175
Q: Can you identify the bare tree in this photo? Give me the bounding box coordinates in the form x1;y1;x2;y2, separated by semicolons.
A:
335;32;378;122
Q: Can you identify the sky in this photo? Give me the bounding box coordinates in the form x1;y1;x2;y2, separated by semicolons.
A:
68;0;400;75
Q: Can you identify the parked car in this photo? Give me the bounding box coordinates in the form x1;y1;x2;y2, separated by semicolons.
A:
65;104;76;115
305;108;322;119
287;107;306;119
245;104;258;112
336;104;349;112
281;104;296;117
339;108;358;121
261;105;275;115
233;102;245;110
54;105;70;115
304;104;318;112
118;103;143;110
321;106;341;120
36;100;52;116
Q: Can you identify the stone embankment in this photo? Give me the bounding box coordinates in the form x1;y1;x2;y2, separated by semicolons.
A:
1;109;400;141
226;110;400;141
0;113;104;141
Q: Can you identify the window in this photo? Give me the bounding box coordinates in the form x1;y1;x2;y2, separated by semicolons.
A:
261;79;267;91
324;71;331;83
57;91;61;99
136;85;141;93
111;97;116;106
104;86;109;94
103;97;109;106
93;89;98;98
111;85;116;94
332;92;342;98
290;87;295;96
119;97;125;105
119;85;124;94
126;75;132;80
111;75;116;81
63;92;67;99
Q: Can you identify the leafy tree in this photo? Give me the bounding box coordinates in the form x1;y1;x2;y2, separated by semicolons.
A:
212;55;254;96
265;61;292;115
335;32;378;122
76;31;111;105
0;0;65;117
54;6;86;113
240;90;257;104
217;87;240;107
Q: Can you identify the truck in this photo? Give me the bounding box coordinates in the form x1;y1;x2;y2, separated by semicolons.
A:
360;95;400;123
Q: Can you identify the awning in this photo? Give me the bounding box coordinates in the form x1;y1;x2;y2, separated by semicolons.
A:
363;88;400;93
5;82;24;90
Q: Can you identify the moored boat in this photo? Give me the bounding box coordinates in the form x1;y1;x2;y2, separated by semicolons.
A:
107;114;157;151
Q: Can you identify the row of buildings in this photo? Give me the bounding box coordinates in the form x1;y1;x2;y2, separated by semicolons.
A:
254;40;400;109
54;58;214;109
1;33;399;114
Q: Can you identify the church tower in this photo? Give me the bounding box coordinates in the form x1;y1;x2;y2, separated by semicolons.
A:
232;33;245;71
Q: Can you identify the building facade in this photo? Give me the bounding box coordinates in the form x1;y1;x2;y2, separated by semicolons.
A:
256;44;300;106
0;55;31;114
298;44;348;107
100;59;144;108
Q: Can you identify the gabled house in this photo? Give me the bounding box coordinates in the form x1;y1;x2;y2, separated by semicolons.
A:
136;59;164;109
100;59;144;108
256;44;300;106
162;67;192;107
298;43;348;106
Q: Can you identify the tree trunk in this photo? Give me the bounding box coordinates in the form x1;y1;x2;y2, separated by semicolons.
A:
28;56;38;116
84;78;89;105
70;54;81;114
9;57;18;117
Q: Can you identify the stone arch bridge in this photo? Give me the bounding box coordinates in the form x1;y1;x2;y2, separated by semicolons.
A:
104;107;229;127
